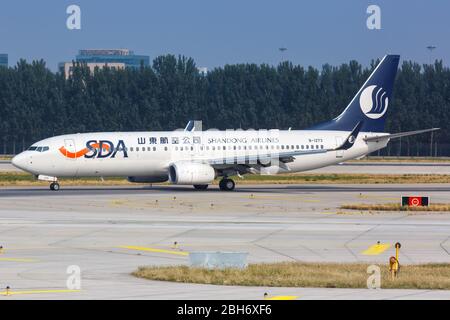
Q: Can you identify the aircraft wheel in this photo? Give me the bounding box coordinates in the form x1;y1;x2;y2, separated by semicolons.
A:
193;184;209;190
50;182;60;191
219;178;235;191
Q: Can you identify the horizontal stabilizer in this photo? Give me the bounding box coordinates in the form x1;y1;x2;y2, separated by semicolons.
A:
364;128;440;142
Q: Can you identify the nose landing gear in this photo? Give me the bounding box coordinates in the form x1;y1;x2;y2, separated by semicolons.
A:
37;175;60;191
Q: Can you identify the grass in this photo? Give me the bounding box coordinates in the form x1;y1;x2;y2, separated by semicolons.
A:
1;172;450;186
133;262;450;290
350;156;450;163
0;172;130;186
341;203;450;212
240;173;450;184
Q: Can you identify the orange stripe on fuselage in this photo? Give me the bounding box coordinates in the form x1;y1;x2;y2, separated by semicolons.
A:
59;143;110;159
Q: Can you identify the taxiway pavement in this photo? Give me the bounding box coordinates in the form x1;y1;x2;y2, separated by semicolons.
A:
0;184;449;299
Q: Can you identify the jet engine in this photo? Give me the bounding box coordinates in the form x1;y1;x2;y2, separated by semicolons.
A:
168;162;216;185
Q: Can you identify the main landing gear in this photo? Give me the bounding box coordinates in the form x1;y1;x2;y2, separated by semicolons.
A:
49;182;60;191
219;178;235;191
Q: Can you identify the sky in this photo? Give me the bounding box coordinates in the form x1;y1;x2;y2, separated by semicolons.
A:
0;0;448;71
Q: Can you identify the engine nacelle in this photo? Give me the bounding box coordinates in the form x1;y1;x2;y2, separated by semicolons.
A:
168;162;215;185
127;175;168;183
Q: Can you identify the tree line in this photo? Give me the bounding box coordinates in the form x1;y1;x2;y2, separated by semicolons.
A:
0;55;448;155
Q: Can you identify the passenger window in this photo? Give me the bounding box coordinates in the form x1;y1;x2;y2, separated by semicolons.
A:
130;147;134;152
153;147;156;151
286;145;289;150
281;145;284;150
301;145;304;149
321;145;324;149
305;145;309;149
136;147;139;152
223;146;226;150
164;147;168;151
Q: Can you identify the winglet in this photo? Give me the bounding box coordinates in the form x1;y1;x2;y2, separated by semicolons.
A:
184;120;203;132
334;121;364;151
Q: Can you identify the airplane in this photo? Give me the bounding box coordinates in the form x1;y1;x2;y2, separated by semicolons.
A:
12;54;439;191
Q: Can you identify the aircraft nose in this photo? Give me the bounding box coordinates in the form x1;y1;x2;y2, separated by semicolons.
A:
11;152;30;171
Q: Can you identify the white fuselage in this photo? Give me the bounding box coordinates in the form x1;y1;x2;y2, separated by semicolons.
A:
12;129;388;181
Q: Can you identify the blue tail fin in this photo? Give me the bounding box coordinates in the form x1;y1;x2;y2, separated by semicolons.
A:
309;54;400;132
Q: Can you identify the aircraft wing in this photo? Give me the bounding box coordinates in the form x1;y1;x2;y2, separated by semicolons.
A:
364;128;440;142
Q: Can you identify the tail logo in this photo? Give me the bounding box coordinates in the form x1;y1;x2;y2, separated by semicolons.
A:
359;85;389;119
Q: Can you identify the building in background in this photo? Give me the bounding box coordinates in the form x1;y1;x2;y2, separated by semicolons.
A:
197;67;208;75
0;54;8;67
76;49;149;69
59;62;126;79
59;48;149;79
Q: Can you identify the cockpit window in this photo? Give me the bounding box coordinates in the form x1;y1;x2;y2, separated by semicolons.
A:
27;146;49;152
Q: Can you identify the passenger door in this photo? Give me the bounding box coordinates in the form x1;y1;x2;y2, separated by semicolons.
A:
64;139;76;161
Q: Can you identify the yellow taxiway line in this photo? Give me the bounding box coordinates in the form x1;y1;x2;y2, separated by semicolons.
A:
119;246;189;256
0;258;38;262
1;289;80;296
362;243;391;255
265;295;299;300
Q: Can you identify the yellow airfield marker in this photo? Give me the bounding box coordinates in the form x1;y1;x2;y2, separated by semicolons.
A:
1;289;80;296
265;295;299;300
119;246;189;256
0;258;38;262
362;243;391;255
